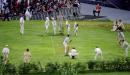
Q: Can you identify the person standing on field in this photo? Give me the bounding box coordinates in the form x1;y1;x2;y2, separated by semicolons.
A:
20;13;25;35
44;17;50;33
24;48;31;63
94;46;103;60
74;22;79;36
52;17;57;35
2;45;9;64
63;34;71;56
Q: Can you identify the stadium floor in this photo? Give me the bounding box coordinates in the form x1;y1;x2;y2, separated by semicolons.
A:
0;20;130;65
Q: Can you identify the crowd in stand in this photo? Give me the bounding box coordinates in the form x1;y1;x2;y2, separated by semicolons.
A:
0;0;80;20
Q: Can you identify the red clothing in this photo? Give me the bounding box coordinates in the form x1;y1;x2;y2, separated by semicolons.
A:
96;4;101;12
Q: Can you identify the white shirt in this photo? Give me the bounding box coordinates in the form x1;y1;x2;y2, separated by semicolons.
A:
70;49;78;56
63;37;70;44
25;9;31;18
95;48;102;54
2;47;9;54
20;17;24;24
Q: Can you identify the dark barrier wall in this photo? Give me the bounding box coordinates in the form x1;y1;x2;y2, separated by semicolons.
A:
79;0;130;10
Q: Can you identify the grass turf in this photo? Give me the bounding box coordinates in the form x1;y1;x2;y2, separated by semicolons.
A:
0;20;130;65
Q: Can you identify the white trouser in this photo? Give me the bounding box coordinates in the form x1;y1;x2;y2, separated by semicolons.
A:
20;23;24;34
94;52;103;60
24;57;31;63
118;31;125;40
67;28;70;34
45;24;49;32
74;29;78;36
53;26;56;35
69;53;78;58
3;53;8;61
63;42;68;54
125;45;130;57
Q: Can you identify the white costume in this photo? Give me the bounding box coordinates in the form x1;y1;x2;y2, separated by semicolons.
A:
24;51;31;63
69;48;78;59
52;18;57;35
63;36;70;54
44;17;50;33
2;45;10;61
20;16;24;35
122;40;130;57
111;20;118;31
25;8;31;20
74;22;78;36
58;14;63;33
94;47;103;60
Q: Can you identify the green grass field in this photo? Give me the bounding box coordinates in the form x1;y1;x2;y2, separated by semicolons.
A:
0;20;130;66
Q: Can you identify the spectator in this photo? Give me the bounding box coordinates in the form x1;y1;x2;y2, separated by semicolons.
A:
93;3;101;16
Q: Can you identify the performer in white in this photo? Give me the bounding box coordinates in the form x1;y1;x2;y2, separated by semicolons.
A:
20;14;25;35
63;35;71;55
25;7;32;20
69;47;78;59
118;19;125;30
2;45;10;64
74;22;79;36
24;48;31;63
94;46;103;60
58;13;64;34
111;19;118;31
52;17;57;35
44;17;50;33
121;40;130;57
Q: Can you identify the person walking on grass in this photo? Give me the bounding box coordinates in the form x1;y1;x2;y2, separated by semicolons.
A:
63;34;71;56
20;13;25;35
74;22;79;36
24;48;31;63
52;17;57;35
2;45;9;64
44;17;50;33
94;46;103;60
58;13;64;35
116;21;125;46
